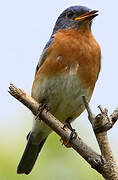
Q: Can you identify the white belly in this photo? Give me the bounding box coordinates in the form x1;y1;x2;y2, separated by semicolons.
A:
32;69;92;123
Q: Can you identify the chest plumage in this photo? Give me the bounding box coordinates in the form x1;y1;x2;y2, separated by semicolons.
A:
32;28;101;122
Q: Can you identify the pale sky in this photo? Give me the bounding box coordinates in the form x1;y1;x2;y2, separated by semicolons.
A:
0;0;118;162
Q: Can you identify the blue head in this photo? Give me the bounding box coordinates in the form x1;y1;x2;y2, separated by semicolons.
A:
53;6;98;34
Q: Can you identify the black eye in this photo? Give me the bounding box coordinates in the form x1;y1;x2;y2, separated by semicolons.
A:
66;11;74;19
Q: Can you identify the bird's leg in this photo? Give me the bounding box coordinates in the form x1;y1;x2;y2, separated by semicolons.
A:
62;121;73;131
35;103;49;120
62;118;77;147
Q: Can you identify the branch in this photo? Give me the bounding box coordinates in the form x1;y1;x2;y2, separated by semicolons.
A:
83;96;118;180
9;84;118;179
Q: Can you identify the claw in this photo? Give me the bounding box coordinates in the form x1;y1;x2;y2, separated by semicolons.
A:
62;121;73;131
60;138;72;148
61;121;77;147
35;103;49;120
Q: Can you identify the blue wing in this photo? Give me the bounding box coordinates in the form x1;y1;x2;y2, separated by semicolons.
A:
35;36;54;75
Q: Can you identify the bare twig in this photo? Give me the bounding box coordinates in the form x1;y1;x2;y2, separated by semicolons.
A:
83;96;118;180
82;96;95;124
9;84;118;179
110;107;118;125
8;84;102;171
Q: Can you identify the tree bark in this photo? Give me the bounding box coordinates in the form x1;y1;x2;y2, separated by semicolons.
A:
9;83;118;179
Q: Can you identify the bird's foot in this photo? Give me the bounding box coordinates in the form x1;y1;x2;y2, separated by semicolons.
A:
62;121;73;131
35;103;49;120
61;122;77;148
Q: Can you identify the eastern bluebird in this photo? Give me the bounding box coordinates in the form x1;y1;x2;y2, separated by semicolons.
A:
17;5;101;174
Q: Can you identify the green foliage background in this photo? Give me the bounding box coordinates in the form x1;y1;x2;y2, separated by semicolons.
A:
0;123;104;180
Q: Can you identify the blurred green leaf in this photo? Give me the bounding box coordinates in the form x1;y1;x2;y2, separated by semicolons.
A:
0;133;104;180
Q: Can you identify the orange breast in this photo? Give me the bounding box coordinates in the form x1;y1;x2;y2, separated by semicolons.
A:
35;28;101;91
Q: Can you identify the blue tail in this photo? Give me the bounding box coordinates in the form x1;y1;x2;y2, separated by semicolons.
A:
17;133;47;174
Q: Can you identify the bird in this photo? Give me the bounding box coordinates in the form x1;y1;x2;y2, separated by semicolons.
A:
17;5;101;175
